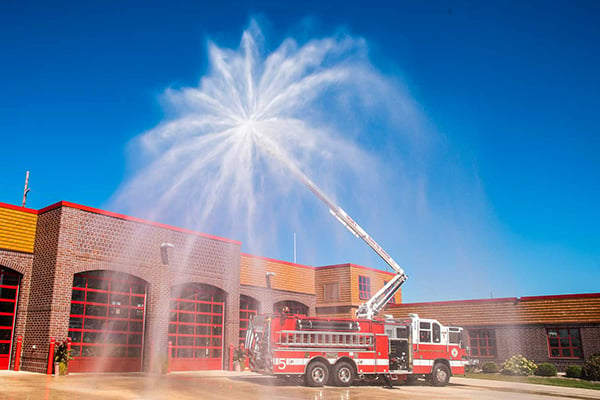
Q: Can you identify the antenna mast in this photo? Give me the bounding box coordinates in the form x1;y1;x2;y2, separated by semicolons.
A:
22;171;31;207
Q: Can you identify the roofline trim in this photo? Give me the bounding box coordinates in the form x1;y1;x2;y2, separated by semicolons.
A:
241;253;314;270
0;202;39;215
390;297;519;308
391;292;600;308
317;263;396;276
38;201;241;245
519;292;600;301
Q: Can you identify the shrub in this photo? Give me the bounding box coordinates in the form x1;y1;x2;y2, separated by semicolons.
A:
53;340;74;375
565;365;583;379
482;362;499;373
233;345;246;363
501;355;537;376
534;362;557;377
582;353;600;381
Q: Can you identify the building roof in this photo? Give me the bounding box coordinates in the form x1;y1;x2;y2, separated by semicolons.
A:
389;293;600;326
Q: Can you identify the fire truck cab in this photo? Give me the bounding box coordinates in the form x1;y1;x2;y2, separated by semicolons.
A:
384;314;466;384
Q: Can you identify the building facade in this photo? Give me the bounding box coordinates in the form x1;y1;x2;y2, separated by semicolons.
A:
0;200;397;373
389;295;600;371
1;200;598;374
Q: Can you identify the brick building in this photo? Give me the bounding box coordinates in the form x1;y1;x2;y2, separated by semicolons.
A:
389;295;600;370
0;200;397;373
1;200;598;374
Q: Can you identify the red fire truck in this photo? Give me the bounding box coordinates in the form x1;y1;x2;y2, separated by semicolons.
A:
246;312;466;387
246;143;468;386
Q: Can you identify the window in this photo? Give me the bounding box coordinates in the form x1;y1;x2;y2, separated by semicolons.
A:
358;276;371;300
547;328;583;359
449;328;463;345
419;321;431;342
396;326;408;339
469;329;496;358
323;283;340;301
273;300;308;316
432;323;441;343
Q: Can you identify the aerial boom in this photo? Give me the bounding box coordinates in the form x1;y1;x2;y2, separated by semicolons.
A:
260;139;407;319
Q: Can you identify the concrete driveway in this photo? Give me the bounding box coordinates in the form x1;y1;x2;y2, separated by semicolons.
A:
1;371;599;400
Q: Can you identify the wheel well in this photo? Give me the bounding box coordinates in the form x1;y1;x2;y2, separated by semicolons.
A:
307;356;330;370
433;359;452;375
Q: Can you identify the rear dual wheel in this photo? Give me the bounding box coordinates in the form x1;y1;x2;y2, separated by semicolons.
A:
305;361;329;387
332;361;355;387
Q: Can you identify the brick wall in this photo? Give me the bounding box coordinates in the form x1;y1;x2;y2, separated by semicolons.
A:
18;203;241;372
240;254;315;295
465;324;600;371
20;207;62;372
315;264;400;317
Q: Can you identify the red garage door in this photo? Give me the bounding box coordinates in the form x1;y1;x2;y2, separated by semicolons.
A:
0;267;20;370
169;284;224;371
68;271;147;373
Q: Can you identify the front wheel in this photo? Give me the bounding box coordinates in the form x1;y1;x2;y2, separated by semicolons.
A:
430;363;451;387
305;360;330;387
332;361;355;387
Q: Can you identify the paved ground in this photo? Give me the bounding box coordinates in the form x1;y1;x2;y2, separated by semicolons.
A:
1;371;599;400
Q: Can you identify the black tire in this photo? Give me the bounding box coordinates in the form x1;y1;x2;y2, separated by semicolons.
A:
304;360;330;387
332;361;355;387
430;363;451;387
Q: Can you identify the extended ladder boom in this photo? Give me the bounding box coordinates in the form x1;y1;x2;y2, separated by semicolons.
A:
260;140;407;319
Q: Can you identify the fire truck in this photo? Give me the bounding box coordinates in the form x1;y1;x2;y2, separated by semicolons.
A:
245;143;468;387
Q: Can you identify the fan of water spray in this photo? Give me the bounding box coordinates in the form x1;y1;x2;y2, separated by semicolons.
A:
113;20;420;258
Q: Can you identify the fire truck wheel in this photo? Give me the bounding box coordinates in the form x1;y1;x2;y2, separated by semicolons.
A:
332;361;355;387
304;360;330;387
430;363;450;387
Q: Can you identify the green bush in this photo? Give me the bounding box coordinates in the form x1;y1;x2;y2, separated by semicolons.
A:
53;340;74;375
565;365;583;379
501;355;537;376
482;362;499;373
534;362;557;377
465;364;478;373
582;353;600;381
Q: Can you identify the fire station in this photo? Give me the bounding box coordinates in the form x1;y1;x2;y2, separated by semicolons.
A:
1;200;599;374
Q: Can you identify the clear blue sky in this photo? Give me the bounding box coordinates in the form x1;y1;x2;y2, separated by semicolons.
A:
1;0;598;302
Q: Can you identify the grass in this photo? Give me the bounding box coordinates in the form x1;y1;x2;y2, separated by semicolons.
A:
464;372;600;390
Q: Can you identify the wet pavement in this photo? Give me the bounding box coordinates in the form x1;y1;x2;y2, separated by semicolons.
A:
1;371;599;400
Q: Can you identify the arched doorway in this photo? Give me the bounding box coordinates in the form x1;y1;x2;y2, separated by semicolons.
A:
0;267;20;370
239;295;258;345
169;283;225;371
68;270;147;372
273;300;308;316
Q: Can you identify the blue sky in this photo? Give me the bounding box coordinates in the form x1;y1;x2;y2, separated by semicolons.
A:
1;0;598;302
